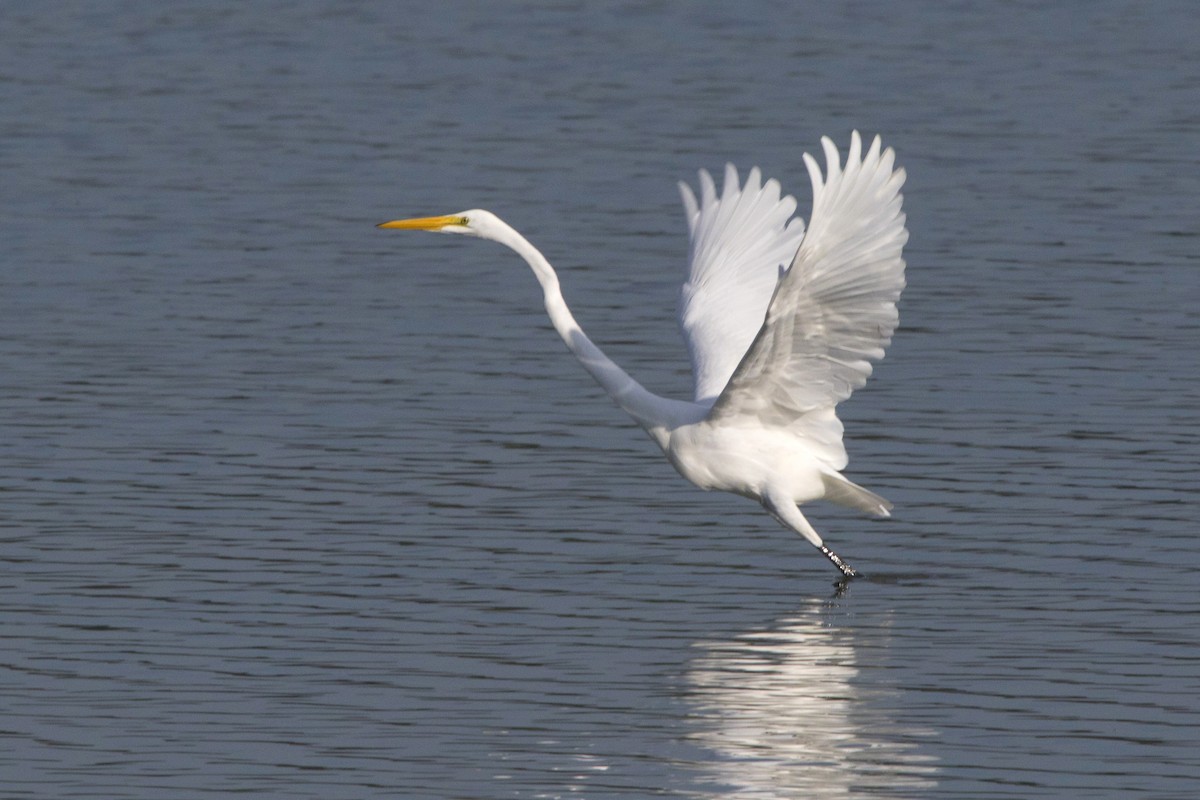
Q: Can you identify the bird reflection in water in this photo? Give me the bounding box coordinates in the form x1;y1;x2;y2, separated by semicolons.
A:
685;600;937;798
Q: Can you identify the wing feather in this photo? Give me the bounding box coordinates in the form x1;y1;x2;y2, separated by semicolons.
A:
678;164;806;404
709;132;908;436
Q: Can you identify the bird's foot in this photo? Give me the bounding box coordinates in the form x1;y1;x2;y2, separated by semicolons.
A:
819;544;861;579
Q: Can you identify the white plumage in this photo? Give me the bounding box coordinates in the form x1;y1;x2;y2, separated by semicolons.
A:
380;131;909;578
679;164;806;405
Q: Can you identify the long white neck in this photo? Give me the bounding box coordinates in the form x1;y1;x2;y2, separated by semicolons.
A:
480;216;702;447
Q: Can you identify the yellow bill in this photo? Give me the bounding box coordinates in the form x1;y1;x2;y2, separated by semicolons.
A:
376;214;467;230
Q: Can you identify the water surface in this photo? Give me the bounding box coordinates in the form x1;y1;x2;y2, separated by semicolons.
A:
2;2;1198;798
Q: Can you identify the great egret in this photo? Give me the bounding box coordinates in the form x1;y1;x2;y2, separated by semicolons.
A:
379;131;908;578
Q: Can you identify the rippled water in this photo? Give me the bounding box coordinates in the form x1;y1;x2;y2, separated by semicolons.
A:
3;2;1198;798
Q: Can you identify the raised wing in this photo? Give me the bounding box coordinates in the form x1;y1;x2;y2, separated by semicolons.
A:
678;164;807;405
710;131;908;428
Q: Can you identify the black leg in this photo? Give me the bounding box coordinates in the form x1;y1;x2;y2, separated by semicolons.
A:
819;544;860;579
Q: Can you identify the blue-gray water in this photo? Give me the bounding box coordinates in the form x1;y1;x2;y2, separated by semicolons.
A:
2;2;1198;798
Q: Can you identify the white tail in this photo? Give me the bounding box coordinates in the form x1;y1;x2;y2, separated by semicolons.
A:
821;472;893;518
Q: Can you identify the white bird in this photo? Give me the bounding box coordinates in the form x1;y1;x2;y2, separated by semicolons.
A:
379;131;908;578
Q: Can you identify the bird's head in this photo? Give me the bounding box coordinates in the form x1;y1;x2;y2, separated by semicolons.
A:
376;209;500;238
